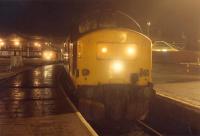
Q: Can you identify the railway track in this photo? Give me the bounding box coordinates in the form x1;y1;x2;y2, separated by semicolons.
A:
137;120;163;136
91;120;163;136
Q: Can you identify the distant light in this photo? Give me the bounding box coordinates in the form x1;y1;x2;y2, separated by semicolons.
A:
43;51;53;60
13;39;20;47
162;49;167;52
14;81;22;87
147;21;151;26
34;70;40;76
44;70;48;78
101;47;108;53
14;41;20;46
34;42;41;48
0;41;5;47
34;80;40;86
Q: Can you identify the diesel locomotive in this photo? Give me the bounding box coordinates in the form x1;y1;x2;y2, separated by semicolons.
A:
66;10;154;122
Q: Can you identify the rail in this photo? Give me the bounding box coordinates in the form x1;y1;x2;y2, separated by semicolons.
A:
137;120;163;136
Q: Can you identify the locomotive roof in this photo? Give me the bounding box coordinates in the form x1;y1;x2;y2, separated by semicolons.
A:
69;10;142;41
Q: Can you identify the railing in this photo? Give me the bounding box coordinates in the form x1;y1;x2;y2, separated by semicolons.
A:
0;50;42;58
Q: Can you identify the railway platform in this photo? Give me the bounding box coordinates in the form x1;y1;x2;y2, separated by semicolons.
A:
0;64;97;136
153;63;200;109
151;63;200;133
155;81;200;109
152;82;200;133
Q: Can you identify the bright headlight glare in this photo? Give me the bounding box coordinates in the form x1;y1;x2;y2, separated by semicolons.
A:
101;47;108;53
111;61;124;73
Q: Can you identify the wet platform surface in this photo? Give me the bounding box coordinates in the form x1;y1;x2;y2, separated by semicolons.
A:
0;65;96;136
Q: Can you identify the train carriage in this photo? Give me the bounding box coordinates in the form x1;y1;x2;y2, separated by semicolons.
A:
66;10;154;122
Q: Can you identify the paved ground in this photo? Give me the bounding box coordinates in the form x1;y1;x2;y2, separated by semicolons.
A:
0;67;32;80
153;63;200;108
0;57;56;80
155;81;200;108
0;65;96;136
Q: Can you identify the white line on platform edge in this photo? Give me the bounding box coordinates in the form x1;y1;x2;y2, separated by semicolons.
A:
157;92;200;110
59;85;99;136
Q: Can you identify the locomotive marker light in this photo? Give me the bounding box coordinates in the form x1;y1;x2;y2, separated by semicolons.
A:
111;60;124;73
126;47;135;56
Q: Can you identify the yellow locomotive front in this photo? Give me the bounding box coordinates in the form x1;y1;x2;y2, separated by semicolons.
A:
76;29;152;86
67;11;154;122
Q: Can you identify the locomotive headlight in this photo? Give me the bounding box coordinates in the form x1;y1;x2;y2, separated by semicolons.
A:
126;47;136;56
43;51;53;60
111;60;124;73
101;47;108;53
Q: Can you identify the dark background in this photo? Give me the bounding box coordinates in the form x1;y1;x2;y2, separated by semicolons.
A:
0;0;199;49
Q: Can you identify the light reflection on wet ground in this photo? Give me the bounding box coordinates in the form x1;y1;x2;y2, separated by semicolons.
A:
1;65;55;88
0;65;74;119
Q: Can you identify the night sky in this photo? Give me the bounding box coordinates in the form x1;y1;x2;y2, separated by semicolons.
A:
0;0;200;48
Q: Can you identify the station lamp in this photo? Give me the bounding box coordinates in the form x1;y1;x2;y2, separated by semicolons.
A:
0;39;5;47
147;21;151;26
147;21;151;37
0;42;5;47
34;42;41;48
42;50;53;60
13;39;20;47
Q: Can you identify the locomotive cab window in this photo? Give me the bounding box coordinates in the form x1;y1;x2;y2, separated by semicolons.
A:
97;42;137;60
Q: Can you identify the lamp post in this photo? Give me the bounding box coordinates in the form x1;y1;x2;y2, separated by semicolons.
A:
10;38;23;68
147;21;151;37
13;39;21;56
0;39;5;50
